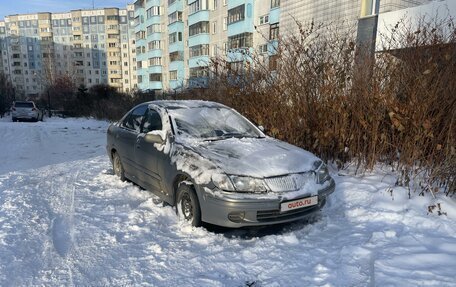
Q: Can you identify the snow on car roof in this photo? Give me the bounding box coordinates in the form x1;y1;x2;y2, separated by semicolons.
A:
147;100;229;110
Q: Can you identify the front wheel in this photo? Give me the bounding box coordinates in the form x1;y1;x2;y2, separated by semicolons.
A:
112;152;126;181
176;183;201;227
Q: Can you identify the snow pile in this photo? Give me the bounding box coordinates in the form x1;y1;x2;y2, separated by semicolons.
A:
0;118;455;286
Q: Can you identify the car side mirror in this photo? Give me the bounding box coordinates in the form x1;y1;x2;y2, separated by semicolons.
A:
144;130;166;144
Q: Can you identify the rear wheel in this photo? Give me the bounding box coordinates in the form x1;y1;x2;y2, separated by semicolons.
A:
176;183;201;227
112;152;125;181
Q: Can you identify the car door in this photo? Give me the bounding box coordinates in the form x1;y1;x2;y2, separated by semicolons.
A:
115;104;148;180
134;107;166;194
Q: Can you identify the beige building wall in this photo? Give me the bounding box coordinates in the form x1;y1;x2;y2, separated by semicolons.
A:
281;0;433;37
209;0;229;59
281;0;361;36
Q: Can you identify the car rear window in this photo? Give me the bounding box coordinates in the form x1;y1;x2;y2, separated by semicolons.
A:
15;102;34;108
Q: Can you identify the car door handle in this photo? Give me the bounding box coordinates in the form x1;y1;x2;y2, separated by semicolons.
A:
135;137;142;149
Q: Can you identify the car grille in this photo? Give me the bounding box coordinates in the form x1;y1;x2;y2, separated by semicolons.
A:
264;172;315;192
256;203;321;222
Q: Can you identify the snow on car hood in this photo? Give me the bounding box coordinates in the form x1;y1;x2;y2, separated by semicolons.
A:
187;137;319;178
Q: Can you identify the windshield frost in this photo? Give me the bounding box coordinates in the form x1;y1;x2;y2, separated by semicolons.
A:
170;107;261;139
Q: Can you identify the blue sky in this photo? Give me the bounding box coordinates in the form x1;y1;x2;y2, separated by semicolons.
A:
0;0;132;19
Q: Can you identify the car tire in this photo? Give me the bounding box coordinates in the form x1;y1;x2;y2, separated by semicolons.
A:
176;183;201;227
12;117;16;122
112;152;126;181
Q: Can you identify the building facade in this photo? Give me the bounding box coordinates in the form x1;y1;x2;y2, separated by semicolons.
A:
133;0;441;93
0;5;137;99
133;0;281;92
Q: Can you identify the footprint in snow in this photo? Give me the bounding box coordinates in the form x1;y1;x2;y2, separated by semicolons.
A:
51;215;73;258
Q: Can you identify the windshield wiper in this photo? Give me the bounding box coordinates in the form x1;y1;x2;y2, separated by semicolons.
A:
202;133;256;142
220;132;247;138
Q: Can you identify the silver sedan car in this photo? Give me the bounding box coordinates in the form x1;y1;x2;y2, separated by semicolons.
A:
107;100;335;228
11;101;43;122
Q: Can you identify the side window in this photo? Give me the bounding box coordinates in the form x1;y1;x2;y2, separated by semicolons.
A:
142;109;163;133
122;105;148;132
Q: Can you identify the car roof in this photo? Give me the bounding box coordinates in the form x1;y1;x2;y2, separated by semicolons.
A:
147;100;229;110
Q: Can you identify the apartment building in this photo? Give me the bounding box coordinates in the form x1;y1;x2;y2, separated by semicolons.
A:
133;0;281;92
0;5;137;99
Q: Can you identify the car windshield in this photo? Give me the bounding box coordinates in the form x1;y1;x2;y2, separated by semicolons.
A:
169;107;262;140
15;102;34;108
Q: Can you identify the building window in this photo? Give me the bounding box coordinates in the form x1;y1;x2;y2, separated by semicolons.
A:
271;0;280;8
169;70;178;80
149;57;162;66
190;44;209;57
269;23;279;40
228;33;253;49
146;6;161;18
169;51;183;62
147;24;162;35
149;73;162;82
258;44;268;53
136;31;146;39
189;21;209;36
223;17;227;30
168;11;183;24
168;0;177;5
169;32;182;44
148;40;162;50
189;67;208;78
189;0;209;14
228;4;245;24
212;21;217;34
259;15;269;25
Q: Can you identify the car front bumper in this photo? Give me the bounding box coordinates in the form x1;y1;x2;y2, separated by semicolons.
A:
197;178;336;228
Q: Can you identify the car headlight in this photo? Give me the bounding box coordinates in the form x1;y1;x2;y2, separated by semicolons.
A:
314;161;330;183
211;174;267;193
211;174;235;191
229;175;268;193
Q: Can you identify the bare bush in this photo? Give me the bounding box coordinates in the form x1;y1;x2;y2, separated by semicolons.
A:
182;17;455;196
0;73;15;117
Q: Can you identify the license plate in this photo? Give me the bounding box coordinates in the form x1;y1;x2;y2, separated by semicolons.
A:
281;196;318;212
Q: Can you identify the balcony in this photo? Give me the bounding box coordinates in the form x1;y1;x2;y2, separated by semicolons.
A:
269;6;280;24
147;65;162;74
188;56;209;68
188;33;210;47
188;10;209;26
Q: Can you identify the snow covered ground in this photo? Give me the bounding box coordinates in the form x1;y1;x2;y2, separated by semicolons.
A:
0;117;455;286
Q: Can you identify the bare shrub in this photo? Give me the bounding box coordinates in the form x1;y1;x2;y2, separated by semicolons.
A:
182;17;455;196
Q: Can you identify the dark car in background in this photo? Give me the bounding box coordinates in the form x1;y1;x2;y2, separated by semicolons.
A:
106;100;335;228
11;101;43;122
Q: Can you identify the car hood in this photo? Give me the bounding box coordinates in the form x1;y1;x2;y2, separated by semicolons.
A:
187;137;320;178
